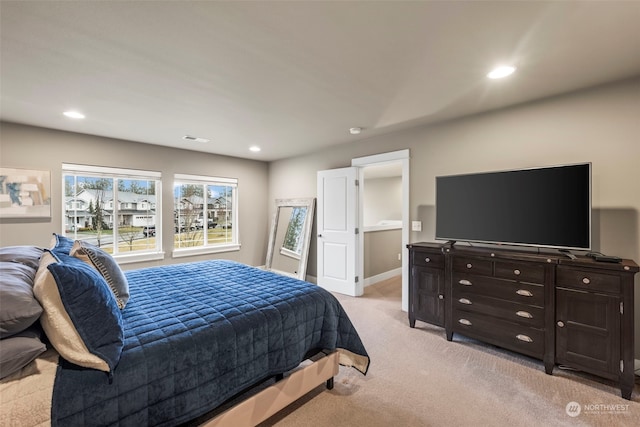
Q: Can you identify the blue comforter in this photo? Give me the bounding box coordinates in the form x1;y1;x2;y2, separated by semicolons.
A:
51;260;369;426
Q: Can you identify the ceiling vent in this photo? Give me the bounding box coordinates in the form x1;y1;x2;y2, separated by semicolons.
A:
182;135;210;143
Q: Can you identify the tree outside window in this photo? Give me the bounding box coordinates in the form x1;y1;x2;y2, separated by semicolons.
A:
63;164;161;258
174;175;237;251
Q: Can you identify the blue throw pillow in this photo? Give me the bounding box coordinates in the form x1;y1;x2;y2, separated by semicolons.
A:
50;233;74;256
33;251;124;373
70;240;130;309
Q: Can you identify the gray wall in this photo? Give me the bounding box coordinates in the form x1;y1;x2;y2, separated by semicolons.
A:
268;77;640;355
0;122;270;269
364;229;402;278
2;78;639;355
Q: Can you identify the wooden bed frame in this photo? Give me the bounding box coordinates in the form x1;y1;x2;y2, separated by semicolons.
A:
202;350;339;426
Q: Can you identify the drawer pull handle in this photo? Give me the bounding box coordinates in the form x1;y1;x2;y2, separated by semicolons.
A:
582;277;590;285
458;318;472;326
516;334;533;343
458;298;472;305
513;269;521;276
466;263;473;269
516;311;533;319
459;279;472;286
438;294;444;300
557;321;565;328
516;289;533;297
425;257;431;263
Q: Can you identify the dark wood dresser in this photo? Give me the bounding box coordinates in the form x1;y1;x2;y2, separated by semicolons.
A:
408;243;446;328
407;242;639;400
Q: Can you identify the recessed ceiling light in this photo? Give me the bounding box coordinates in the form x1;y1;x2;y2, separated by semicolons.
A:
349;127;362;135
487;66;516;79
63;111;85;119
249;146;261;152
182;135;210;143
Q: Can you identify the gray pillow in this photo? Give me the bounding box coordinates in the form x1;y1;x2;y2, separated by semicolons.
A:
70;240;130;309
0;261;43;338
0;327;47;379
0;245;44;269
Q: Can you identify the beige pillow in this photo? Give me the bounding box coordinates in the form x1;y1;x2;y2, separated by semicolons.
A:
33;252;123;372
70;240;129;309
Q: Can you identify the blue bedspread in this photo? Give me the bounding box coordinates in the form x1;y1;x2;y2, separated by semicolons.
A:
51;260;369;426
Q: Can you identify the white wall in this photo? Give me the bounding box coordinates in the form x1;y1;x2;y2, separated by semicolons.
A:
268;77;640;355
363;176;402;227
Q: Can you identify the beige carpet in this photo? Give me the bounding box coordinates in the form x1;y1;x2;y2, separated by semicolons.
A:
260;277;640;427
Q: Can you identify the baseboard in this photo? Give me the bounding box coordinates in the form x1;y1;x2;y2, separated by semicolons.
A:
304;269;401;287
364;268;402;287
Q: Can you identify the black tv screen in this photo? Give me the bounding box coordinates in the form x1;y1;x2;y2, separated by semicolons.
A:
435;163;591;250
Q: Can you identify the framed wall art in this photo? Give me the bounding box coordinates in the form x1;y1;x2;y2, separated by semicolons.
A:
0;167;51;218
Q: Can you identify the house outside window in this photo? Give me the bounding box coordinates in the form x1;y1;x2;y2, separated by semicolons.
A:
173;173;239;256
62;164;162;263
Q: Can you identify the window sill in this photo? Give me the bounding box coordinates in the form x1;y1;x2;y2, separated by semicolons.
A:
363;224;402;232
172;244;241;258
114;251;165;265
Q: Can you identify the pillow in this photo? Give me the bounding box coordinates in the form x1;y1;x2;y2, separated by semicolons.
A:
0;326;47;379
49;233;74;256
70;240;130;309
0;245;44;269
0;261;43;338
33;251;124;373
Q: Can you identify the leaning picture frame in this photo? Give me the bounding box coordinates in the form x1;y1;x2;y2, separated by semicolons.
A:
0;167;51;218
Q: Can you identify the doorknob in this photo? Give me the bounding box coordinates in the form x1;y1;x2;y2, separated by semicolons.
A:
318;234;322;238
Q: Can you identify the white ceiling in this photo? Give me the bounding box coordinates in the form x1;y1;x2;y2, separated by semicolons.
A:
2;1;639;162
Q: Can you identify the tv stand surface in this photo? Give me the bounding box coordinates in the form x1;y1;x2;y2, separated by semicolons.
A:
558;249;577;260
407;242;639;400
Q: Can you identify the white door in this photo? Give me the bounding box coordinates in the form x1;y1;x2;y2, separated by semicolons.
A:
316;167;362;296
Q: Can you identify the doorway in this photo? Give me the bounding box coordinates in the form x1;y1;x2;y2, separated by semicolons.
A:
352;150;409;312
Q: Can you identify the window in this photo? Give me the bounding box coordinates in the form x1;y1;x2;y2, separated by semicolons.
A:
62;164;163;263
173;174;239;256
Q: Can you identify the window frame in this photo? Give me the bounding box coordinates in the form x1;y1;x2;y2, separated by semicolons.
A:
172;173;240;258
62;163;164;264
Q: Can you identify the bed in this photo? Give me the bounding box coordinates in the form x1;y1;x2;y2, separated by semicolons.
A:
0;235;370;426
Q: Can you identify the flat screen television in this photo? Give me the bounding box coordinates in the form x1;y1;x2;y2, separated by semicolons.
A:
435;163;591;250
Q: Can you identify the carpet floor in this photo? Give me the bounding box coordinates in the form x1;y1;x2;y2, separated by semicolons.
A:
259;276;640;427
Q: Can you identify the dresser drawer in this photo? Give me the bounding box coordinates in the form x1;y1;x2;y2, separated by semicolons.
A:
452;273;544;306
452;257;492;276
452;311;544;359
412;251;444;269
495;261;545;283
453;292;544;328
556;267;621;293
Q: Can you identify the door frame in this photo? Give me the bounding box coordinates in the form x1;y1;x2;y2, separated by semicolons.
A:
352;149;410;312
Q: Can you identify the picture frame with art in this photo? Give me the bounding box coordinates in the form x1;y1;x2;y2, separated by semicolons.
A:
0;167;51;218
